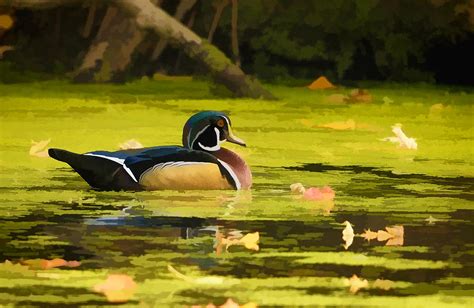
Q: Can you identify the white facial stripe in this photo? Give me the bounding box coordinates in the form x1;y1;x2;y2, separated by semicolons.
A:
217;159;241;190
190;124;210;149
85;153;138;182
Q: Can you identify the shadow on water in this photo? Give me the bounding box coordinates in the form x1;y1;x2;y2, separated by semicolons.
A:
286;163;474;199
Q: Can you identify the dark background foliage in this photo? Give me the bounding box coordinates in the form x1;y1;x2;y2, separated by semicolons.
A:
0;0;472;84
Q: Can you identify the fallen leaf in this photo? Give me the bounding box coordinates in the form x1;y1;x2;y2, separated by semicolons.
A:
300;119;315;128
168;264;226;285
343;274;368;294
192;299;257;308
360;229;378;241
290;183;306;194
425;215;441;225
22;258;81;270
119;139;143;150
382;96;394;104
29;139;51;157
372;279;396;290
317;119;356;130
307;76;336;90
303;186;335;201
93;274;137;303
325;93;348;104
376;230;394;241
382;124;417;149
385;225;404;246
216;231;260;253
239;232;260;251
345;89;372;103
342;221;354;250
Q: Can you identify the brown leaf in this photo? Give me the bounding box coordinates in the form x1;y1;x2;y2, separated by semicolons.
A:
93;274;137;303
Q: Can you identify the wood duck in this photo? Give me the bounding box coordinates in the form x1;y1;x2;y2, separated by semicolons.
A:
48;111;252;191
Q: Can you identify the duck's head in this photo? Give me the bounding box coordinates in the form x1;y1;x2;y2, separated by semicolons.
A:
182;111;246;152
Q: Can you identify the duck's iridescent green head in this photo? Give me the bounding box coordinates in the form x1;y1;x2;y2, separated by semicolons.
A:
182;111;246;152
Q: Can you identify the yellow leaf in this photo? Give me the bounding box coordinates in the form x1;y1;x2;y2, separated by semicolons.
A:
317;119;356;130
373;279;396;290
29;139;51;157
118;139;143;150
240;232;260;251
93;274;137;303
343;274;368;294
342;221;354;250
290;183;306;194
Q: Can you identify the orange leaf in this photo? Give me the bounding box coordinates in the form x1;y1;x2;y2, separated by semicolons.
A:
377;230;394;241
93;274;137;303
29;139;51;158
307;76;336;90
22;258;81;270
360;229;378;241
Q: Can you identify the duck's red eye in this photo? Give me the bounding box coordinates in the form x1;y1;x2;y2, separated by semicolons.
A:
217;119;225;127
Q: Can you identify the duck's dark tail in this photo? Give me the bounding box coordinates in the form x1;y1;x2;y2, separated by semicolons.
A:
48;148;140;190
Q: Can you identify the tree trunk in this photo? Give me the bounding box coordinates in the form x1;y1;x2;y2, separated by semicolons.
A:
150;0;196;61
72;5;145;82
230;0;240;67
81;1;96;38
1;0;275;99
207;0;229;43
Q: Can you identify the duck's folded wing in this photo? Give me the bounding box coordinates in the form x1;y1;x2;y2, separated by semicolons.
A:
87;147;240;190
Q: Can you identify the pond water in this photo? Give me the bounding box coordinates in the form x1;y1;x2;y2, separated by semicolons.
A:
0;81;473;306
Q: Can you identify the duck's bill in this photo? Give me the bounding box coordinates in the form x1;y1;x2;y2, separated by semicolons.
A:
226;128;246;147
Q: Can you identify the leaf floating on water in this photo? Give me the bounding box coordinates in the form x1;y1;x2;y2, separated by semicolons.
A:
118;139;143;150
358;225;404;246
192;298;257;308
303;186;335;201
377;230;394;241
372;279;396;290
215;231;260;253
307;76;336;90
22;258;81;270
29;139;51;157
425;215;441;225
93;274;137;303
360;229;378;241
382;124;417;150
317;119;356;130
168;264;225;285
382;96;394;104
343;274;368;294
342;221;354;250
290;182;306;194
